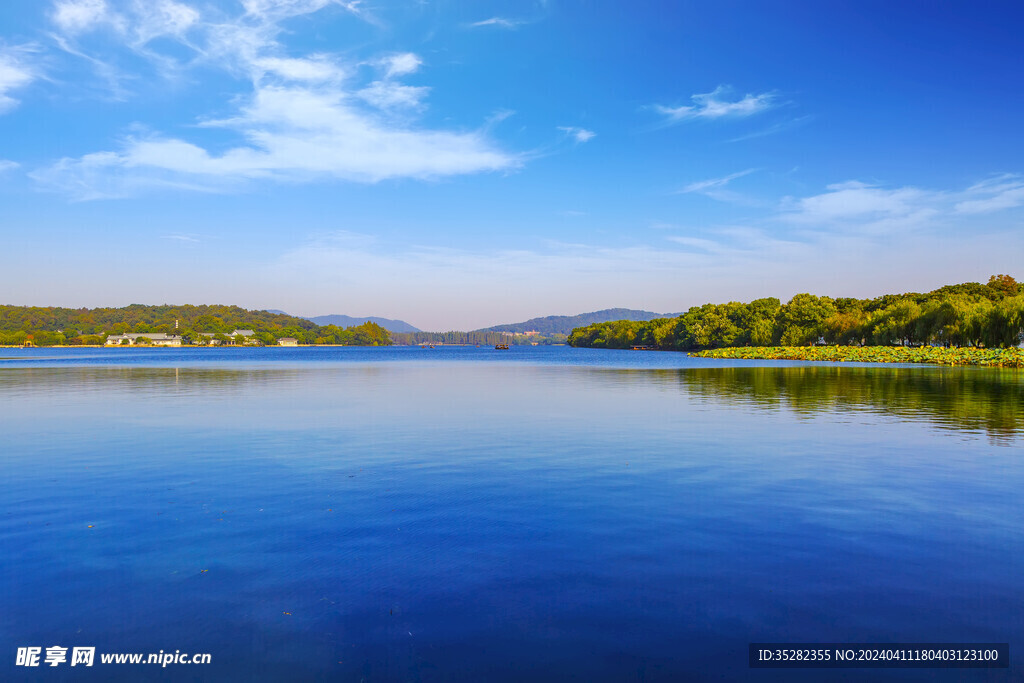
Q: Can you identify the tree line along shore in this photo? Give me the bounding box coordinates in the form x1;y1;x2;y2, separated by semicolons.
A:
0;304;392;347
0;302;563;348
567;275;1024;364
3;276;1022;361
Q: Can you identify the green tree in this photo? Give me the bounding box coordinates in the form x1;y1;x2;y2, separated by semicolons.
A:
987;274;1020;297
981;296;1024;348
778;294;836;345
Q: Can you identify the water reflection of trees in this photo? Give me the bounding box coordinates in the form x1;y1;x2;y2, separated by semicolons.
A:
0;366;378;396
3;364;1021;442
671;366;1023;443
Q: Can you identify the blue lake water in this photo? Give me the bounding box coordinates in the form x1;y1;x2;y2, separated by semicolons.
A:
1;346;1022;681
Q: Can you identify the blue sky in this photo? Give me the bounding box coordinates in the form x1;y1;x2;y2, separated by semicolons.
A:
1;0;1023;330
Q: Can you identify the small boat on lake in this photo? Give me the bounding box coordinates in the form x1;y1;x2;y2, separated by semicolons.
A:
494;343;509;350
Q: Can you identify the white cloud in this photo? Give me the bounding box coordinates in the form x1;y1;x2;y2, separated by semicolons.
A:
34;84;517;199
50;0;202;86
241;0;350;21
679;168;756;194
676;168;762;205
49;0;369;81
356;53;428;110
654;85;776;123
52;0;116;34
469;17;524;29
130;0;199;44
0;160;20;173
358;81;429;110
778;175;1024;234
557;126;595;143
0;49;37;113
379;52;421;78
35;0;518;198
783;181;939;232
254;55;345;82
955;174;1024;214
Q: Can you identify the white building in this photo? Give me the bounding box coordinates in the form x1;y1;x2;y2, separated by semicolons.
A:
105;333;182;347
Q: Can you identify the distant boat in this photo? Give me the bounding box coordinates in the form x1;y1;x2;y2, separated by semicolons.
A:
494;343;510;350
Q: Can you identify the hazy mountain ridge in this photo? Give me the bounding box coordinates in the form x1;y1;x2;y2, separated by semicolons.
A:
267;311;420;333
477;308;676;336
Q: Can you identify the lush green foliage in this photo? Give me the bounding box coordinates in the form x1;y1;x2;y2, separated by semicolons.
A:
0;304;392;346
691;346;1024;367
568;276;1024;352
311;321;392;346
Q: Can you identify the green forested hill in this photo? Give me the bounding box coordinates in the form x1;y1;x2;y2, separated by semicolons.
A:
0;303;315;332
0;303;391;346
568;275;1024;351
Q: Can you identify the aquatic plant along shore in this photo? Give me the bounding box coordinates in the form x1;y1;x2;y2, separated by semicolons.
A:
691;345;1024;367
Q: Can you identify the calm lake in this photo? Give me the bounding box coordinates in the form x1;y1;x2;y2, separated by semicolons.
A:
1;346;1021;681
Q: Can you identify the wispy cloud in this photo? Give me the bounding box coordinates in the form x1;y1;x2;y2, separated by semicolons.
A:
468;17;525;29
52;0;200;49
677;168;759;204
954;174;1024;214
778;175;1024;235
241;0;368;23
665;235;731;254
357;53;428;111
376;52;420;77
51;0;119;34
557;126;595;143
34;0;519;199
679;169;756;194
727;115;813;143
0;160;20;173
357;80;429;111
781;180;940;233
33;87;517;199
254;55;345;82
161;233;200;242
653;85;777;124
0;47;38;113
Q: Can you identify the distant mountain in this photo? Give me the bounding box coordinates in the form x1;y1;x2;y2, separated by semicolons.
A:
264;310;419;333
477;308;676;336
317;315;423;333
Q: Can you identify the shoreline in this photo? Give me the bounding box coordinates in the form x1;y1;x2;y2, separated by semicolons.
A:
690;346;1024;368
